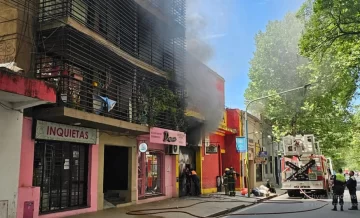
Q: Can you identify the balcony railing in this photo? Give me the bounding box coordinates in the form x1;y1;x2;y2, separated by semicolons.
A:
38;0;185;75
35;26;186;131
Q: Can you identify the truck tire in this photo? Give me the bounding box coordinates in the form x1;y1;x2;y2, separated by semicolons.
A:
288;191;294;197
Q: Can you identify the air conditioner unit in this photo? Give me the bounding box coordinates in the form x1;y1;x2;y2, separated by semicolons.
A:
166;145;179;155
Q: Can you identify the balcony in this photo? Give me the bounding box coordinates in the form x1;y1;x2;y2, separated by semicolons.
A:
33;25;186;132
38;0;185;77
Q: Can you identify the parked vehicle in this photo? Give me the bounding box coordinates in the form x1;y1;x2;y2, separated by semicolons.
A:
280;134;331;197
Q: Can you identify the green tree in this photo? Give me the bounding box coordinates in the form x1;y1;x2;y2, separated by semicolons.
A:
245;12;354;165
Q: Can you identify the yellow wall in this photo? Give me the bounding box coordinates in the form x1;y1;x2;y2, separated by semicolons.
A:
97;132;137;210
197;146;203;193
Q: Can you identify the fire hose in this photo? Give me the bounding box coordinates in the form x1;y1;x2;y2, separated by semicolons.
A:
126;193;329;217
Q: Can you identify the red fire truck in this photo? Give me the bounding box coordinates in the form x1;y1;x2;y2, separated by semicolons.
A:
280;135;332;197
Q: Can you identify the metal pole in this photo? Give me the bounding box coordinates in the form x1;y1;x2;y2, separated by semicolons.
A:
244;84;312;198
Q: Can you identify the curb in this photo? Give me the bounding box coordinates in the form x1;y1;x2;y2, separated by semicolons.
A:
207;193;284;217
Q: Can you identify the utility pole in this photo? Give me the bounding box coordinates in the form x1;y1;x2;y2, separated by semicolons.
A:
245;83;312;197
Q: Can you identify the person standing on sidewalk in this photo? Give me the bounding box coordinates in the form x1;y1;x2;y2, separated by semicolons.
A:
191;169;201;196
347;170;358;210
331;169;346;211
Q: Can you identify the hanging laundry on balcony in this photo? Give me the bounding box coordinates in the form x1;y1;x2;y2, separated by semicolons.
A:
93;95;117;113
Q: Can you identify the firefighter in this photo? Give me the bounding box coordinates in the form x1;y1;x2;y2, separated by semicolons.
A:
331;169;346;211
223;168;230;195
227;167;237;196
347;170;358;210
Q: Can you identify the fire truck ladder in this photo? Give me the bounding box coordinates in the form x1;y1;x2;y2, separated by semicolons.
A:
285;159;316;181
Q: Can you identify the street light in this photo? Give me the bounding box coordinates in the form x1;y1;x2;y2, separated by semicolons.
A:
245;83;313;197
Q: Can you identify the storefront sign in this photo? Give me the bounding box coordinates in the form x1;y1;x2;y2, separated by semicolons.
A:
236;137;247;152
258;151;268;157
150;127;186;146
206;145;218;154
35;120;97;144
139;143;148;152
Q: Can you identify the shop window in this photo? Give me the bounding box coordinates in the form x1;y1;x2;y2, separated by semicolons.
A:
33;141;89;214
256;164;263;182
138;150;163;199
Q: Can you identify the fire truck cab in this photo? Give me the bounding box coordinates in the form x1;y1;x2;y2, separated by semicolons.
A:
280;134;331;197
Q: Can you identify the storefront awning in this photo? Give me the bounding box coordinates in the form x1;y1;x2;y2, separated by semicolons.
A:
0;69;56;109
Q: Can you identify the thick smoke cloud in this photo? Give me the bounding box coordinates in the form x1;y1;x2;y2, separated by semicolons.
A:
186;0;214;63
185;0;224;142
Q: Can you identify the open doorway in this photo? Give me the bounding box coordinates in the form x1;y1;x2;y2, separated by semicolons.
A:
103;145;129;207
179;146;197;197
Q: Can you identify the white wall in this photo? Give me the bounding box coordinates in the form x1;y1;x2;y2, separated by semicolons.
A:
0;105;23;218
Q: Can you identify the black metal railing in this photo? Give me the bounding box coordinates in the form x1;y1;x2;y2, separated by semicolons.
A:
38;0;185;75
35;26;186;131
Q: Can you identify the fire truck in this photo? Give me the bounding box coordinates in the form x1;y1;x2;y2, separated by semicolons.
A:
280;134;332;197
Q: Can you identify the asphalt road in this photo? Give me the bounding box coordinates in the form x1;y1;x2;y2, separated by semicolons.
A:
225;178;360;218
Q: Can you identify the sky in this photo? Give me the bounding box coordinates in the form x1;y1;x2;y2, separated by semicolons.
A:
187;0;306;110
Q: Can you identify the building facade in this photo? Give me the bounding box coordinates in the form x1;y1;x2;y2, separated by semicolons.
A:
1;0;187;217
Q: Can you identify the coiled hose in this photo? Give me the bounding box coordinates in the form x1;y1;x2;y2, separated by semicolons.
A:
126;193;329;217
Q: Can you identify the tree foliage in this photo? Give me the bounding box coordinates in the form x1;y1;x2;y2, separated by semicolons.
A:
245;11;357;169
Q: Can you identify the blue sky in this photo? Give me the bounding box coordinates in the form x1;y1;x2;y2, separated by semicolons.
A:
188;0;306;109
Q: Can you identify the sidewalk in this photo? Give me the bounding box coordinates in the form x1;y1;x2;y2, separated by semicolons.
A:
212;188;287;199
68;194;265;218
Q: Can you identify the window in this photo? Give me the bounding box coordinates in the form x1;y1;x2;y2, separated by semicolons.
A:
265;163;268;174
33;141;88;214
269;156;273;174
256;164;263;182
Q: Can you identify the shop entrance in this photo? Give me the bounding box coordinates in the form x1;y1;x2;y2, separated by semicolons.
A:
33;141;89;214
179;146;197;197
138;150;164;199
103;145;129;206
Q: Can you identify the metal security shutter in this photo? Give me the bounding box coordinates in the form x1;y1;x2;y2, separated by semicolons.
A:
33;141;89;214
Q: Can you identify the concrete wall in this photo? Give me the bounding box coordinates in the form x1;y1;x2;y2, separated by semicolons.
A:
98;133;137;210
0;0;37;74
0;105;23;218
241;112;263;189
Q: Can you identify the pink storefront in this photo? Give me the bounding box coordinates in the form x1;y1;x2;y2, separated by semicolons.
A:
136;127;186;203
17;118;98;218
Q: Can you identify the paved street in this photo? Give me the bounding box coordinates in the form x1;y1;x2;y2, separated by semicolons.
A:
225;178;360;218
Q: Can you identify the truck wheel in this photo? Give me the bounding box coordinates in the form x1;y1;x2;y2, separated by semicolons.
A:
295;190;302;197
288;191;294;197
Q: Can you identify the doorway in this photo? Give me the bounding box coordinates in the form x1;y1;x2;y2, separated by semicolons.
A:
103;145;129;206
179;146;197;197
33;141;89;214
138;151;164;199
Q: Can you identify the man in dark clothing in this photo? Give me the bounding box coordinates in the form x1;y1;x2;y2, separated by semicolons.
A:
191;169;201;196
347;170;358;210
185;167;192;196
331;169;346;211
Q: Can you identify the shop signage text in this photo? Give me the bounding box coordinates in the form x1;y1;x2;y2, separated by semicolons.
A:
150;127;186;146
35;120;97;144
